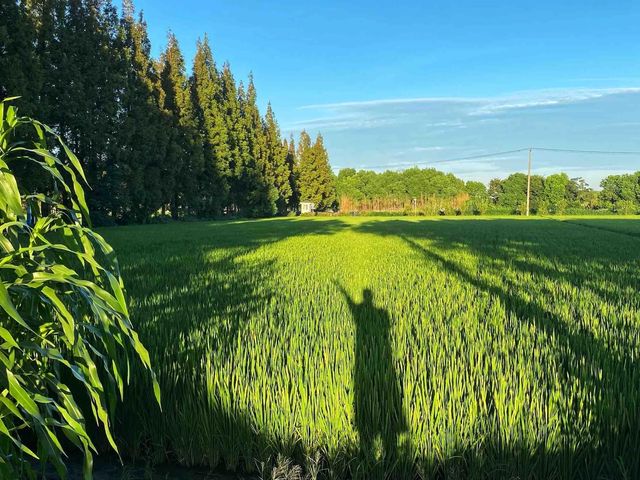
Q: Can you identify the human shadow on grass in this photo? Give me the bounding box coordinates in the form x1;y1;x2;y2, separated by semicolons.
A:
102;219;348;473
354;218;640;478
335;284;407;473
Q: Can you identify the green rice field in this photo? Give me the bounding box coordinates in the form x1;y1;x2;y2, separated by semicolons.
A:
102;216;640;479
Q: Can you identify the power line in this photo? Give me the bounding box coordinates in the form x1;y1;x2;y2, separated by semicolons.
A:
428;148;530;164
532;147;640;155
338;148;529;170
334;146;640;171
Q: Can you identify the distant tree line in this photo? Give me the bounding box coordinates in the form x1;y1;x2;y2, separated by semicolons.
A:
0;0;336;224
489;172;640;214
337;168;640;215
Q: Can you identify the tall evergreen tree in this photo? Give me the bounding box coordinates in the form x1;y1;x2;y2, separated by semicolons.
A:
297;132;336;211
8;1;303;222
1;0;48;194
240;75;273;216
22;0;58;120
116;0;167;222
220;62;249;214
0;0;41;114
294;130;311;211
159;32;204;218
285;135;299;212
263;103;291;215
191;35;229;216
24;0;126;221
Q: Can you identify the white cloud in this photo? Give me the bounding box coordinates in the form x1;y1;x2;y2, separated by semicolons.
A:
299;97;480;110
411;146;446;152
289;86;640;187
289;87;640;133
283;114;398;131
468;87;640;116
300;87;640;113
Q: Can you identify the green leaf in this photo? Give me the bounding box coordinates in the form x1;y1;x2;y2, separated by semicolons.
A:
0;327;19;349
0;281;30;331
42;287;75;345
0;169;22;217
7;370;42;421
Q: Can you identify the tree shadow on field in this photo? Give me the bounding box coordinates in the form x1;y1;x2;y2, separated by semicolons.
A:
354;218;640;478
335;284;407;472
101;219;347;473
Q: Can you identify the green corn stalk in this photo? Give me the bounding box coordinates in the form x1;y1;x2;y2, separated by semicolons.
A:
0;98;160;479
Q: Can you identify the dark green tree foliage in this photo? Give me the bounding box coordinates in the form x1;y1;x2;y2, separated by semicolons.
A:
0;0;41;115
191;35;229;216
285;136;299;212
0;0;49;194
51;0;124;219
240;76;274;216
116;0;167;223
3;0;297;223
5;0;124;218
158;33;204;218
264;103;292;215
297;132;336;211
219;62;250;214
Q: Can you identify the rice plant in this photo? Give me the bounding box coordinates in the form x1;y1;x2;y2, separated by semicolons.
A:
104;216;640;479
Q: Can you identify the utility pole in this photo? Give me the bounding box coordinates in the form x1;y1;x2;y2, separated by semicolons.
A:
526;148;532;216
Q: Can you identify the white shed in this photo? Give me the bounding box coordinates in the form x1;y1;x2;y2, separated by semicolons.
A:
300;202;315;214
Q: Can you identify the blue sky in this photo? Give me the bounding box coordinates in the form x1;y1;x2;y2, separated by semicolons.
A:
132;0;640;187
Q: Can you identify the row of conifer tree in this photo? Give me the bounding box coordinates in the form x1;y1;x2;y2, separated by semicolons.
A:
1;0;337;224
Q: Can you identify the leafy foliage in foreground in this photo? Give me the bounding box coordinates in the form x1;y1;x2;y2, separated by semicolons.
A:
0;100;159;479
105;216;640;479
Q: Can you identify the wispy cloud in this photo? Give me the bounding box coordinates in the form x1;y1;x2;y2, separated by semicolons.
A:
287;86;640;187
468;87;640;116
288;87;640;133
299;97;480;110
301;87;640;113
283;114;396;131
411;146;446;152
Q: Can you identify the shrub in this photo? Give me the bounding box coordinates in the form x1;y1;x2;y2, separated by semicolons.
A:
0;98;159;479
537;200;549;215
468;199;489;215
615;200;638;215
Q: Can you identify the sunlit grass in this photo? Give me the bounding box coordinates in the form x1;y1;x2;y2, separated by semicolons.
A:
103;216;640;478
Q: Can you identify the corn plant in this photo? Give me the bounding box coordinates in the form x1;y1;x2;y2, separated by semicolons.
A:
0;98;159;479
